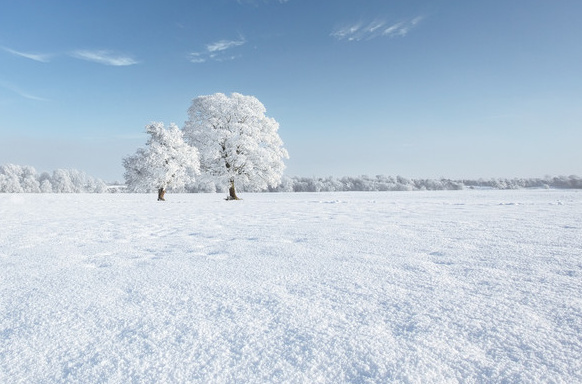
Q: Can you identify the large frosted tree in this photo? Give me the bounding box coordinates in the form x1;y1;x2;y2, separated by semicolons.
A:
123;122;200;200
183;93;289;200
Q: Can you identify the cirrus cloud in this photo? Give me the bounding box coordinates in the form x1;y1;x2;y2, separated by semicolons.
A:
71;50;139;66
0;80;49;101
2;46;52;63
332;16;424;42
189;37;246;64
207;38;246;53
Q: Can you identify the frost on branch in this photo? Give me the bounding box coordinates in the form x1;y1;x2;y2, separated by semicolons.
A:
183;92;289;200
123;122;200;198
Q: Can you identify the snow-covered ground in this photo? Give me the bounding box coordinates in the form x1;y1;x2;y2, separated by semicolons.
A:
1;190;581;383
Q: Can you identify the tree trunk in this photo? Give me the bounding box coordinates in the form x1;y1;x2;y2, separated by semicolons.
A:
226;180;240;200
157;187;166;201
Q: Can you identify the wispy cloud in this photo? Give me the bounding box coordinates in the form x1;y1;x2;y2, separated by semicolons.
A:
189;37;246;64
332;16;424;42
2;46;52;63
2;46;140;66
71;50;139;66
0;80;48;101
207;38;246;53
189;53;207;64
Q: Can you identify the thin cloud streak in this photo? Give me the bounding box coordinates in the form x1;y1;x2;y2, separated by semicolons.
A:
0;80;48;101
332;16;425;41
207;38;246;53
2;46;52;63
190;37;246;64
71;50;139;66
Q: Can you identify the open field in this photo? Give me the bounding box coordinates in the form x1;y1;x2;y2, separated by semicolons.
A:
1;190;581;383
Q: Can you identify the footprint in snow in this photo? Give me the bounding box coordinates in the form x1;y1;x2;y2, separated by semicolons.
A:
429;251;455;266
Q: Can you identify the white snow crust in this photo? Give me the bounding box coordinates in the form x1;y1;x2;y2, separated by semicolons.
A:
1;190;581;383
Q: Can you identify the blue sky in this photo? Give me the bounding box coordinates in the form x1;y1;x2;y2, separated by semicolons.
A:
1;0;581;182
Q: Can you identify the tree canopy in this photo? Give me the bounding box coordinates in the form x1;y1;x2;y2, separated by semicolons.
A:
183;93;289;198
123;122;200;193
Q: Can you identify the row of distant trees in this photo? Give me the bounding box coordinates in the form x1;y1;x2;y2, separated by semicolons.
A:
185;174;582;193
1;163;580;193
272;174;582;192
0;164;107;193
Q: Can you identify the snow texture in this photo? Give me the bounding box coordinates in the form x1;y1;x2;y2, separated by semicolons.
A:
1;190;581;383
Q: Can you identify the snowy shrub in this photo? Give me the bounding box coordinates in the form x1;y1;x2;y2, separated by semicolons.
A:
39;179;53;193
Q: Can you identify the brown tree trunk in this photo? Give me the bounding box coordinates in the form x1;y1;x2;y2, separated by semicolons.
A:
157;187;166;201
226;180;240;200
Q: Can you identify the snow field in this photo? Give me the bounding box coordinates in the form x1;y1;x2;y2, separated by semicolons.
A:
1;190;581;383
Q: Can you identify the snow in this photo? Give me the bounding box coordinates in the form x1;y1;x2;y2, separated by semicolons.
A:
1;190;581;383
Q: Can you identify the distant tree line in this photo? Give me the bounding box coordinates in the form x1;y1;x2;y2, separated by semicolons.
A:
2;163;580;193
181;174;582;192
0;164;107;193
266;174;582;192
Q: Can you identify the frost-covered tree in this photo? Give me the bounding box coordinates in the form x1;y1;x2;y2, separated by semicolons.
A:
0;164;107;193
123;122;200;200
34;171;52;192
0;164;24;193
39;178;53;193
18;166;41;192
183;92;289;200
51;169;76;193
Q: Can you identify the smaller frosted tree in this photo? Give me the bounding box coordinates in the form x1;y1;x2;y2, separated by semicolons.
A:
0;164;23;193
183;93;289;200
123;122;200;200
19;166;41;193
51;169;75;193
